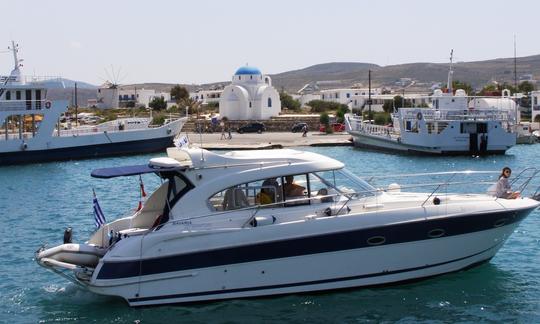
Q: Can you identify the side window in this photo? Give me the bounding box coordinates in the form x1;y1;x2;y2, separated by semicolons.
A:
209;178;284;211
309;172;336;203
282;174;309;206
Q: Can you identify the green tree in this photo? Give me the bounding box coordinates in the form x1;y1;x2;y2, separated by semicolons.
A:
320;112;330;125
478;84;498;96
335;105;349;123
149;96;167;110
280;91;301;111
451;80;474;95
308;100;348;113
519;81;535;94
170;85;189;104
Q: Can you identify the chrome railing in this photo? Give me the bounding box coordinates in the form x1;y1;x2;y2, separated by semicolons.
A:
159;169;540;231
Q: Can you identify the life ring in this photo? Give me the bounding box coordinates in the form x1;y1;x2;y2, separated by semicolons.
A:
416;112;423;120
45;101;52;109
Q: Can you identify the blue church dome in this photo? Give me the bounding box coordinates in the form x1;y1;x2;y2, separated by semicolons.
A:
234;66;262;75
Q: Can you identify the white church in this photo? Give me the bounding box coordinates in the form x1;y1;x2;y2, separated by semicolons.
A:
219;66;281;120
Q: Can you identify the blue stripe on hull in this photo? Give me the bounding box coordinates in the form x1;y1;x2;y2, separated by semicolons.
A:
127;242;499;304
97;208;529;280
0;136;174;165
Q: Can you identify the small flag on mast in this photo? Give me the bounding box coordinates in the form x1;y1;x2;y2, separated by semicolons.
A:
93;189;106;228
174;135;189;148
137;175;147;211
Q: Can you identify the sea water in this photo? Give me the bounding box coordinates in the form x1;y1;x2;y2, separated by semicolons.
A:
1;145;540;323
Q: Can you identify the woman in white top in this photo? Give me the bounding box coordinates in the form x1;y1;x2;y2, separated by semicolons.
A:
495;167;520;199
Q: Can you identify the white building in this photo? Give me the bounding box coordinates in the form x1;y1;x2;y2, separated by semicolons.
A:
219;66;281;120
532;91;540;122
96;82;170;109
318;86;431;112
191;89;222;104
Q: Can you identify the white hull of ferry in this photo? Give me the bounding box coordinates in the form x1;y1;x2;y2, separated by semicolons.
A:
348;130;510;155
86;218;518;306
0;100;186;164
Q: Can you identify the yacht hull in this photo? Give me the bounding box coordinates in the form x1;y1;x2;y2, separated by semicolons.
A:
87;206;532;306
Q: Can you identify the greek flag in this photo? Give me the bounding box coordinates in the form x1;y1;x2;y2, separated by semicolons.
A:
174;135;189;148
93;195;106;228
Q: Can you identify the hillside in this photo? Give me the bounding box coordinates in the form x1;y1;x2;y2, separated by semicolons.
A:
268;55;540;92
50;54;540;106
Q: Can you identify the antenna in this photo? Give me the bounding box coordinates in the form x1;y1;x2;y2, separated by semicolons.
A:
514;35;517;90
447;49;454;94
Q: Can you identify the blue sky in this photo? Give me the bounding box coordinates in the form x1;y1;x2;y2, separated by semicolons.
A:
1;0;538;85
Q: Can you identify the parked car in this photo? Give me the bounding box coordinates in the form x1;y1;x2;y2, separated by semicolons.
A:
291;122;308;133
319;123;345;133
237;122;266;134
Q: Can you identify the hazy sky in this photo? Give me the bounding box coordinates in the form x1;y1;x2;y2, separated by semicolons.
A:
1;0;538;86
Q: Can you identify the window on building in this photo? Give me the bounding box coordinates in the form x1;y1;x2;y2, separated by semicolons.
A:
346;93;350;98
322;94;325;99
239;76;241;80
335;93;339;99
5;91;10;100
268;98;272;107
250;75;253;80
119;95;122;100
249;102;252;108
131;94;135;100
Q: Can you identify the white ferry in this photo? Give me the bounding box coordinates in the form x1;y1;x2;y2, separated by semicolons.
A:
346;53;517;155
0;41;185;165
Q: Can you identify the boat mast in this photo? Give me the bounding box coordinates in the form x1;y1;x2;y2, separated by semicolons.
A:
447;49;454;94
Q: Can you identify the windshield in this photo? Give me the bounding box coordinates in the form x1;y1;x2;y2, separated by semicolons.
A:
313;168;376;197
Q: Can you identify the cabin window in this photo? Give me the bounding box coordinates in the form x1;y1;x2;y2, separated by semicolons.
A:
16;91;21;100
35;90;42;109
209;178;284;211
281;174;309;206
25;90;32;109
5;91;10;100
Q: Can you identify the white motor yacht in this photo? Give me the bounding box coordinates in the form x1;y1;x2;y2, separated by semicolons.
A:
36;145;540;306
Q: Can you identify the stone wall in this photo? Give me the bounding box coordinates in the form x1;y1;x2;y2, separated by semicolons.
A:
183;116;324;132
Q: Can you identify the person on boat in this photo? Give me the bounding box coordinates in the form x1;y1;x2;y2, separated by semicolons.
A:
283;175;305;198
494;167;520;199
222;186;249;210
256;178;280;204
302;124;308;137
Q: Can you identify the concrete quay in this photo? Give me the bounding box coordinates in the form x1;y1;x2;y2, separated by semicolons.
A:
182;132;353;150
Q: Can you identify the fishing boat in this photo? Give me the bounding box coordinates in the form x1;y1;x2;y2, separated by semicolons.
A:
346;52;517;155
0;41;185;165
36;144;540;306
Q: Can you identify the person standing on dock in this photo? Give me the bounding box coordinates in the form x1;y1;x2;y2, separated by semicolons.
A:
220;121;226;140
